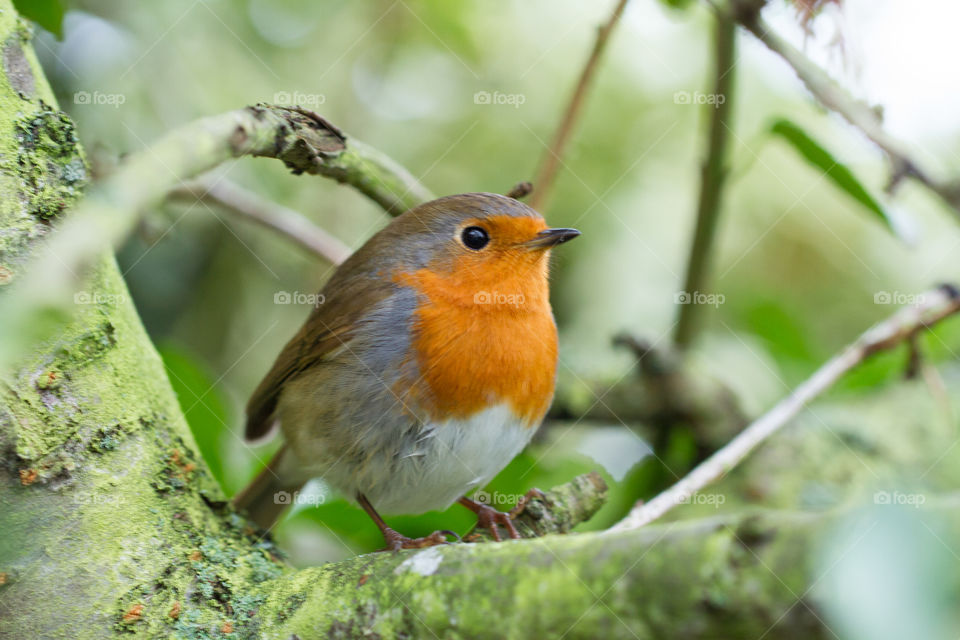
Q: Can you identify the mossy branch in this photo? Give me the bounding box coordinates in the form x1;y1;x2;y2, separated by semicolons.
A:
251;502;960;638
0;105;433;368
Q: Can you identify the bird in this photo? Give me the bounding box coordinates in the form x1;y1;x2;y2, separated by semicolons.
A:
233;192;580;550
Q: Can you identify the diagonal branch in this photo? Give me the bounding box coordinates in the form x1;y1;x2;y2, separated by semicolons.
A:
529;0;630;212
612;284;960;531
730;2;960;217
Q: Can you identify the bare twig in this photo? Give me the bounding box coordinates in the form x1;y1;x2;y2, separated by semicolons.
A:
674;12;737;349
174;177;352;265
732;3;960;217
611;284;960;531
529;0;630;211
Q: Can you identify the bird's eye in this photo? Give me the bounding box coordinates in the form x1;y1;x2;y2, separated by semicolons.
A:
460;226;490;250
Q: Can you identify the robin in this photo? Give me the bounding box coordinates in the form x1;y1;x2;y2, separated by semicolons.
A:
234;192;579;550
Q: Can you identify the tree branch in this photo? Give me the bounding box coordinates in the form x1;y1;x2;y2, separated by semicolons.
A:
253;502;960;638
612;284;960;531
0;105;433;368
529;0;630;211
731;2;960;217
172;176;352;265
674;11;738;349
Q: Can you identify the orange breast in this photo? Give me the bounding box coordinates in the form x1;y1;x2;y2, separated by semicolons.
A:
395;254;558;427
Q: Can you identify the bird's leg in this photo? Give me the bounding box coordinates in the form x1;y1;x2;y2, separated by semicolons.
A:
357;493;458;552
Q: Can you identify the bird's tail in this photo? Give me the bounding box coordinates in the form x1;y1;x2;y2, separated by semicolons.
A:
232;444;303;529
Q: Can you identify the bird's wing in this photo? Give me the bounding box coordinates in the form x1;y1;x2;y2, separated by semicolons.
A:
244;279;395;441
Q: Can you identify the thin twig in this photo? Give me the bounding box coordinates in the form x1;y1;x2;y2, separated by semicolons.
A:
529;0;630;211
674;11;737;349
174;177;352;265
610;284;960;531
732;4;960;217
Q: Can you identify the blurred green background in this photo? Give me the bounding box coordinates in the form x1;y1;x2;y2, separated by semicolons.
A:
26;0;960;593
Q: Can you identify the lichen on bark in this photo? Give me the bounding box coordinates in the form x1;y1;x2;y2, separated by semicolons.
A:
13;100;88;221
0;7;287;638
0;20;86;270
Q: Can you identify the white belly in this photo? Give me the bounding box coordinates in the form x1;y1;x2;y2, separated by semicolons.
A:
335;404;536;515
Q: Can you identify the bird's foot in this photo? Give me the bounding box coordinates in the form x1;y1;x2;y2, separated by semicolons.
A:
472;503;520;541
381;527;459;552
460;488;544;541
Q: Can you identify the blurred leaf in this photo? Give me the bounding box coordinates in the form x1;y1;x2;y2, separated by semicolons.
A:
832;346;906;393
770;118;899;236
743;298;820;383
14;0;65;38
160;344;231;489
657;0;696;10
413;0;479;62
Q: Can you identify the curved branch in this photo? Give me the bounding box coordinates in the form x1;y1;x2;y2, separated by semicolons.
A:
173;176;352;265
0;105;433;367
729;1;960;217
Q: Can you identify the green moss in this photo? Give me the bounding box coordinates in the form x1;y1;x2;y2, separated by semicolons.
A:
0;249;290;638
13;100;87;220
13;16;32;45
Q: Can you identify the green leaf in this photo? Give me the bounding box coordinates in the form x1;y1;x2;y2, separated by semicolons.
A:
658;0;696;10
13;0;65;38
159;344;232;490
770;118;899;236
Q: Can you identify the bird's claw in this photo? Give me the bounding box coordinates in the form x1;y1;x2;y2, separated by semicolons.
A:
508;488;545;520
381;527;460;552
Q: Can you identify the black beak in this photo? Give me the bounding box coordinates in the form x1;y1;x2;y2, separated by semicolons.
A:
523;227;581;250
